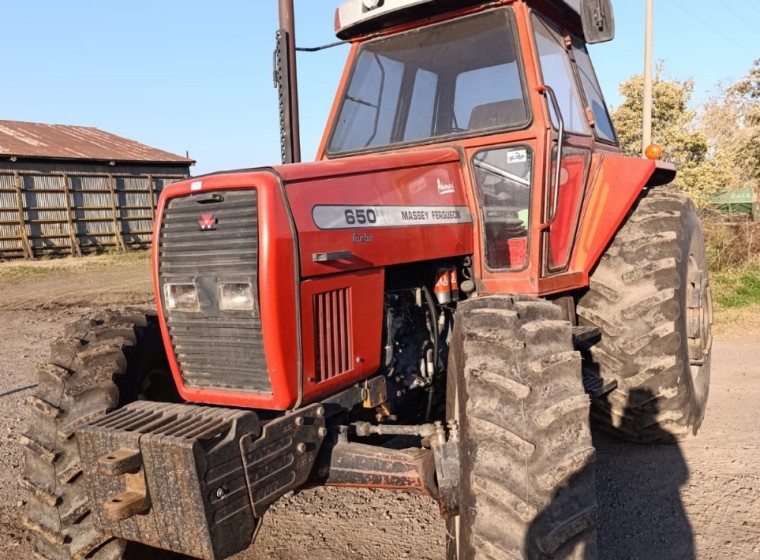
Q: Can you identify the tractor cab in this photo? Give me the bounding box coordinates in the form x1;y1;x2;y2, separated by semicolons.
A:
320;0;629;296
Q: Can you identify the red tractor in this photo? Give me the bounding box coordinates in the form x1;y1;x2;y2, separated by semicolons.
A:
21;1;713;559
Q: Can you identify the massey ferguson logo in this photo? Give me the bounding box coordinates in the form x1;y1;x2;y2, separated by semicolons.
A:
437;178;456;195
199;214;217;231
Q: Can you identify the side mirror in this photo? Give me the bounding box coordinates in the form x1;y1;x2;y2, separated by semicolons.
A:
580;0;615;44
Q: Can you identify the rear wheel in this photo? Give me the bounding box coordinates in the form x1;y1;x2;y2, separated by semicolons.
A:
446;295;597;559
577;190;712;442
20;309;178;560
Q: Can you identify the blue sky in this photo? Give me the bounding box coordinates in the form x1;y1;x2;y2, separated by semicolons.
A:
2;1;758;175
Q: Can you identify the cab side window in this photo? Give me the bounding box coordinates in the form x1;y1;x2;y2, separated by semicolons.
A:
532;16;589;135
472;146;533;270
572;42;617;143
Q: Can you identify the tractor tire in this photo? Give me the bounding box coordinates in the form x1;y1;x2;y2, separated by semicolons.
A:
20;309;178;560
577;190;712;442
446;295;597;560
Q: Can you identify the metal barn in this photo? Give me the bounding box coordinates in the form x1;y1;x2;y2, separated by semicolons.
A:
0;120;194;259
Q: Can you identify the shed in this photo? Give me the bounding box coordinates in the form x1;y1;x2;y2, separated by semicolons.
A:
0;120;194;259
710;186;760;222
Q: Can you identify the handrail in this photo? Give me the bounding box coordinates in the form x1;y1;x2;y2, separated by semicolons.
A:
537;84;565;223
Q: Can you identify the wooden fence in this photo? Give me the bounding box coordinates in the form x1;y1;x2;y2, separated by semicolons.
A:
0;170;186;259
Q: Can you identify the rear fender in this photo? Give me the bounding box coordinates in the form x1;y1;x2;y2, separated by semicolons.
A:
571;156;675;280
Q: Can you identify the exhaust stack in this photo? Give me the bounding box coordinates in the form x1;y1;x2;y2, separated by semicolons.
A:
276;0;301;163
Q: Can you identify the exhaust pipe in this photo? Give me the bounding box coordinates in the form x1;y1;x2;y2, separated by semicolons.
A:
275;0;301;164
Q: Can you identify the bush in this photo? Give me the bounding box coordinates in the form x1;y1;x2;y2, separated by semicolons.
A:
700;209;760;272
699;210;760;309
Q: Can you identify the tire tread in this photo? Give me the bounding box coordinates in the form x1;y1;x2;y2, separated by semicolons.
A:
577;189;712;442
20;309;165;560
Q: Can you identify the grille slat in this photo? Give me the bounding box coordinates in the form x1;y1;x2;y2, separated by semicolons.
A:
159;237;259;250
175;339;265;350
161;250;258;263
164;206;256;219
314;288;352;383
162;264;258;274
159;190;271;394
167;318;261;329
159;231;260;245
178;364;262;375
163;219;258;233
177;348;266;359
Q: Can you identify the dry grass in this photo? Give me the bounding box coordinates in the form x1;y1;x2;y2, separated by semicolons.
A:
712;303;760;338
0;251;150;283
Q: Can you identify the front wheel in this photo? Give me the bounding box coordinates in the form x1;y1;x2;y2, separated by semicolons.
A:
20;309;177;560
446;295;597;559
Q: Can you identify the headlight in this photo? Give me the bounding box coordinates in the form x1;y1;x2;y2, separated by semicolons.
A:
165;283;199;311
218;282;255;312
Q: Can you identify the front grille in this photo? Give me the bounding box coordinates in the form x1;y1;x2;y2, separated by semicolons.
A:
314;288;353;382
159;190;270;393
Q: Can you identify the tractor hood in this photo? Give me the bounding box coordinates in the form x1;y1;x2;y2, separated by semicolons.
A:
152;147;474;411
274;147;474;278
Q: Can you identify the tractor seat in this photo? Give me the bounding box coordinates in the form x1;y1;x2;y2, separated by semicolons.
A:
468;99;528;130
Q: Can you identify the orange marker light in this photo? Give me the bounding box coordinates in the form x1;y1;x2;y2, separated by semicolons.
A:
645;143;663;160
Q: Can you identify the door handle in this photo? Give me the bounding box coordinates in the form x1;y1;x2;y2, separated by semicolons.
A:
313;251;353;263
537;84;565;223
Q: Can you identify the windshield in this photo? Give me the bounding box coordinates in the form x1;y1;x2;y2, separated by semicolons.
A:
327;9;528;155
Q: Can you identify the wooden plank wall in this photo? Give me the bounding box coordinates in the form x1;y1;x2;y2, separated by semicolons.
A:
0;171;186;259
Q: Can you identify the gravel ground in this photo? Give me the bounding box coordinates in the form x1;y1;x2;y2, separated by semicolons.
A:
0;255;758;560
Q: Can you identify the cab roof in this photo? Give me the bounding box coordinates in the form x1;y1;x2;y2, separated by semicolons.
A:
335;0;582;40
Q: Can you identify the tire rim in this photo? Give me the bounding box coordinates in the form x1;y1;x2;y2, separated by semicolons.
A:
451;376;461;560
686;253;713;382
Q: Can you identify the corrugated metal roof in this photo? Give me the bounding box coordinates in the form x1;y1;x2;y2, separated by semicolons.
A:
0;120;194;164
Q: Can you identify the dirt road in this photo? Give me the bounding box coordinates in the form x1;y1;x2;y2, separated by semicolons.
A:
0;255;758;560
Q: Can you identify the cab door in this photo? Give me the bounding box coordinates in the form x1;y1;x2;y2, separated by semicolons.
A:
532;14;593;274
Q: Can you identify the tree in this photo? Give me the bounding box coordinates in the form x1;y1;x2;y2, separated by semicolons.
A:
610;68;729;206
701;59;760;189
699;93;751;192
729;59;760;119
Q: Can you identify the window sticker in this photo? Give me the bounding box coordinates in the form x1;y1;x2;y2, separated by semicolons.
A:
507;149;528;164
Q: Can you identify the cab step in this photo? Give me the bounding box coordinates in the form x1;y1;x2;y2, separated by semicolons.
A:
581;367;618;400
572;325;601;346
